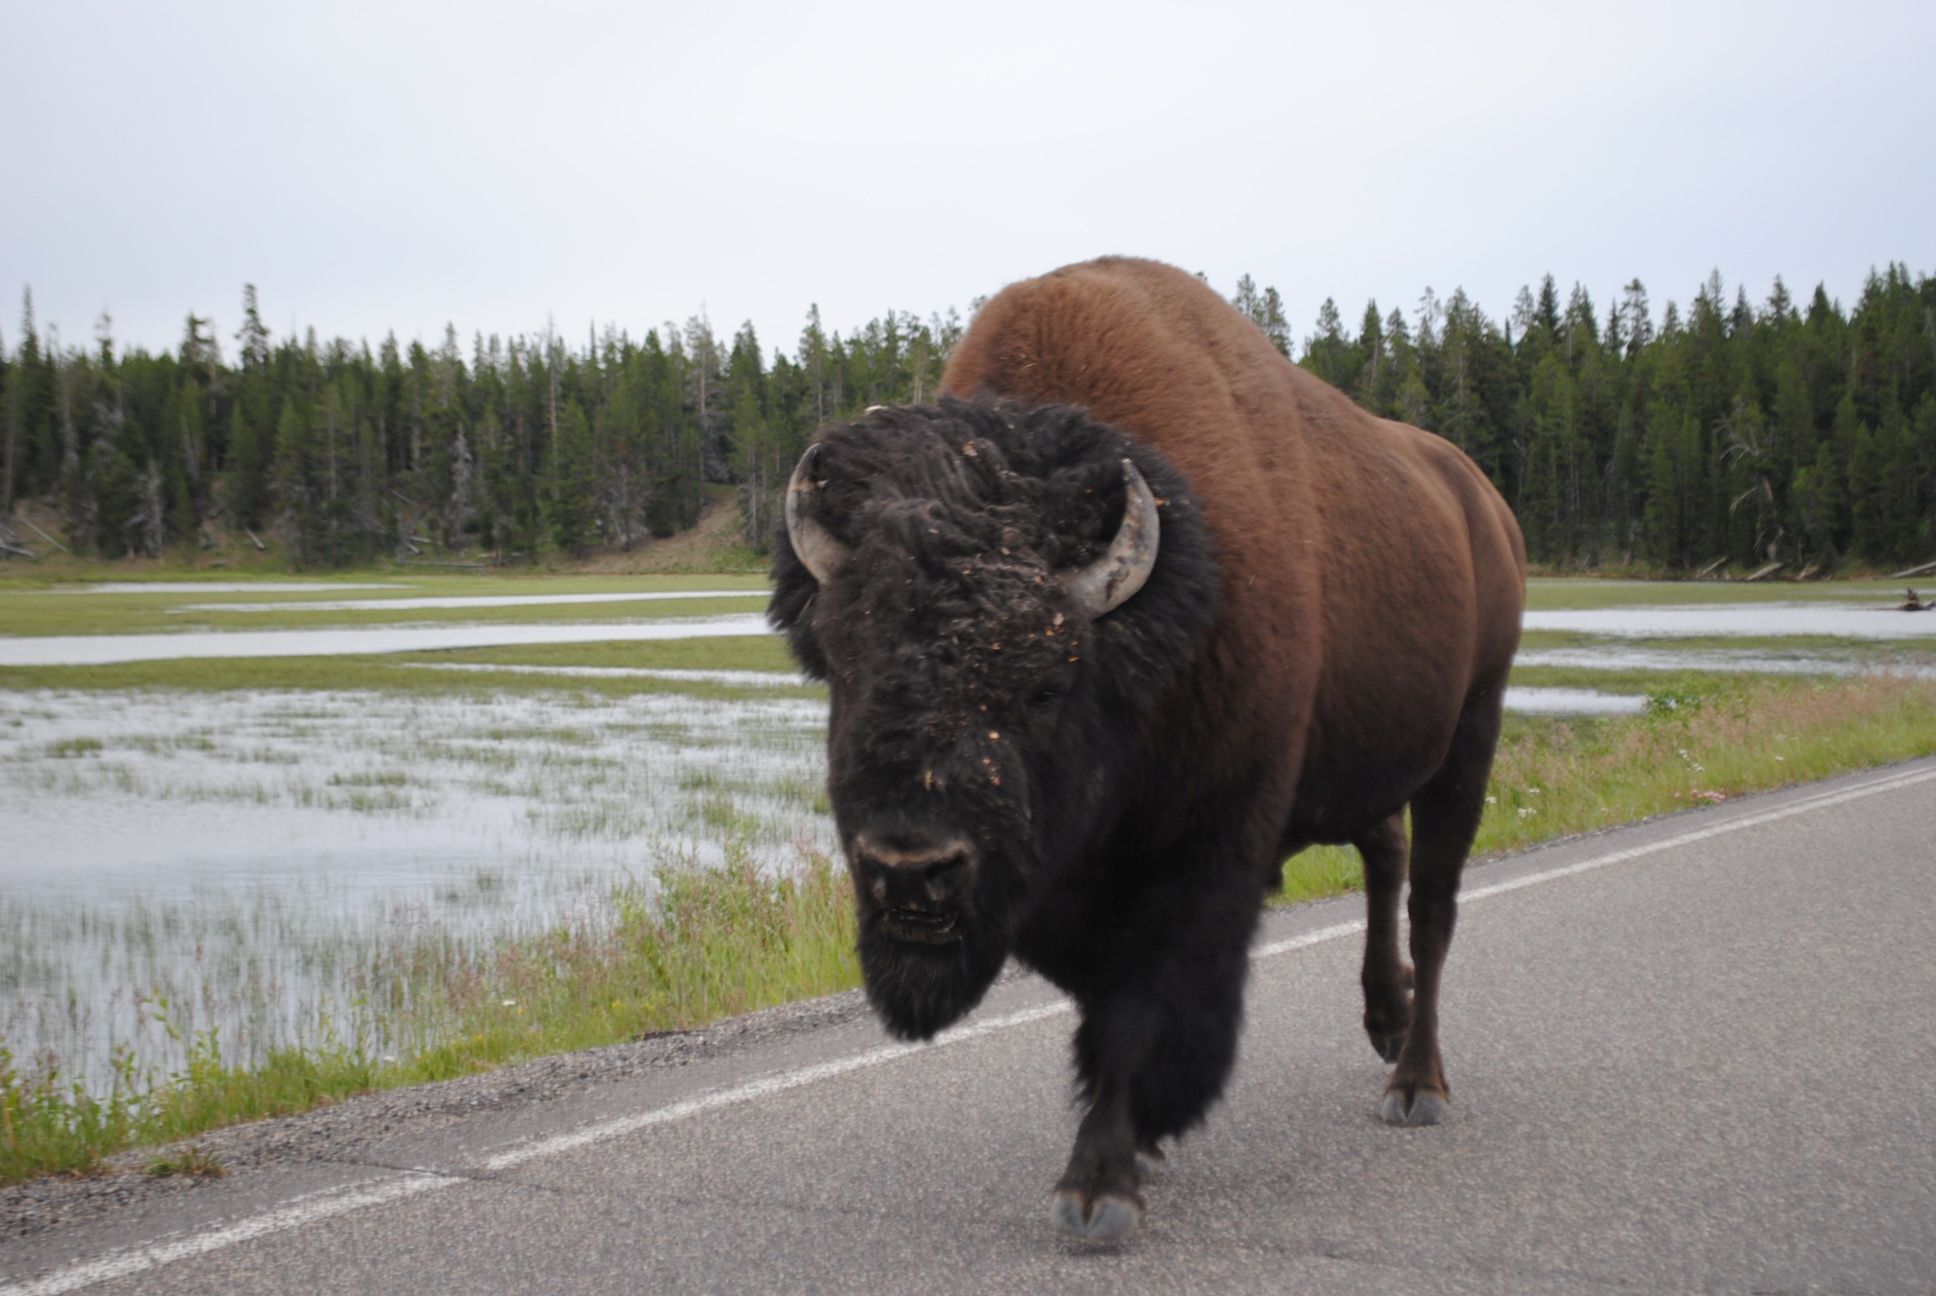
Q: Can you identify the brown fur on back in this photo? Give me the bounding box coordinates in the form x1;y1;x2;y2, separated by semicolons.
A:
942;256;1527;846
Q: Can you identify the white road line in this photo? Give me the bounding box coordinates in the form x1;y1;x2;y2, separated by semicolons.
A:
484;1001;1072;1172
0;1178;447;1296
9;763;1934;1296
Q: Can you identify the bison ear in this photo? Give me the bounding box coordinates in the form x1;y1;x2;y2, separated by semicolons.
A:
1067;459;1160;619
785;443;851;585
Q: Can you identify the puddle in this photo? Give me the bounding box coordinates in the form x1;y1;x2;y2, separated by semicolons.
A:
1524;604;1936;640
0;687;834;1090
41;582;412;595
1515;647;1936;678
0;613;776;666
404;662;806;688
1503;686;1646;715
176;590;765;613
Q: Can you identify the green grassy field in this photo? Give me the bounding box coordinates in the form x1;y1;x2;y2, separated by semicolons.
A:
0;574;769;637
1523;576;1917;609
0;639;810;699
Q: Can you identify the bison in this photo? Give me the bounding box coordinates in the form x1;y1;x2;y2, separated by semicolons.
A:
769;256;1526;1241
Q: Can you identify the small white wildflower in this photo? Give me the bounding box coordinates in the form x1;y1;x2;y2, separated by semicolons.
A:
1517;807;1536;819
1485;795;1497;805
501;999;517;1008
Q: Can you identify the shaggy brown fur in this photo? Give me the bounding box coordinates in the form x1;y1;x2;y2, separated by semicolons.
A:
774;256;1525;1240
944;258;1525;851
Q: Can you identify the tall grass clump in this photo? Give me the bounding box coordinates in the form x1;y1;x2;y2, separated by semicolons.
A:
404;846;857;1081
1476;673;1936;855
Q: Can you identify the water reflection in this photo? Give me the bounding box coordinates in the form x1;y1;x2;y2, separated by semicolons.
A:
1524;604;1936;640
1503;686;1647;715
0;613;775;666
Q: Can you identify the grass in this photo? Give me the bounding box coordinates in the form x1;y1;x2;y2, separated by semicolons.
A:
1270;672;1936;902
0;640;815;701
7;673;1936;1185
0;580;768;638
46;736;105;758
2;851;855;1185
145;1144;226;1178
1523;576;1914;610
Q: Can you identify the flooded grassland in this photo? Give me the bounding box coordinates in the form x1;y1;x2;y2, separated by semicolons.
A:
2;572;1934;1178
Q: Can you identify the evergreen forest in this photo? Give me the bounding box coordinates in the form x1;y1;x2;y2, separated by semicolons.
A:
2;265;1932;574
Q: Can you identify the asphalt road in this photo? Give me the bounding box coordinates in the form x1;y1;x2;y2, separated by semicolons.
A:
6;760;1936;1295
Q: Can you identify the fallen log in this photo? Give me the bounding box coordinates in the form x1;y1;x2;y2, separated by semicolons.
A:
1743;561;1784;582
1887;559;1936;580
1694;556;1728;580
244;528;268;552
19;516;71;553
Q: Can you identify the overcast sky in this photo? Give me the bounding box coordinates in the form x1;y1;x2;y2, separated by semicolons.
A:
4;0;1932;364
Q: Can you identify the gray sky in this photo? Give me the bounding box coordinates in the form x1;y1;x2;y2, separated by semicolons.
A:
5;0;1932;364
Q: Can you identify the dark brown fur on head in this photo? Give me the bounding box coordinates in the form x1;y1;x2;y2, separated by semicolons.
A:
769;396;1217;1038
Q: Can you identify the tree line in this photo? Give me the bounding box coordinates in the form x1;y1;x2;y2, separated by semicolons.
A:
1;265;1931;573
1279;266;1936;574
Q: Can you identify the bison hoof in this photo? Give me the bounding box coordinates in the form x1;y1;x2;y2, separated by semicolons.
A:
1051;1189;1142;1243
1379;1088;1446;1127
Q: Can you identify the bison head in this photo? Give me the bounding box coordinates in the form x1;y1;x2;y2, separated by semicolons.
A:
769;398;1216;1040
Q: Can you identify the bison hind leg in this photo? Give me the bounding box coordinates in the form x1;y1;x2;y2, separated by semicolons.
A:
1355;813;1414;1063
1379;686;1507;1126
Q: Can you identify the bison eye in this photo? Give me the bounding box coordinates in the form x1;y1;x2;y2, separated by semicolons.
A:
1028;682;1065;709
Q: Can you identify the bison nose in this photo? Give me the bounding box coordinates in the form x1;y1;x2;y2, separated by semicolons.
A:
854;835;977;911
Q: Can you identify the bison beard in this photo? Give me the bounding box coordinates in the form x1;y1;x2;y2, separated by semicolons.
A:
770;257;1526;1245
856;908;1009;1041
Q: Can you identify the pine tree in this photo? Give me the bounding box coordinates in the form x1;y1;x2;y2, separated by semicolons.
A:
1356;302;1389;411
799;305;830;427
273;399;315;564
549;399;598;556
1302;298;1350;388
1620;279;1653;358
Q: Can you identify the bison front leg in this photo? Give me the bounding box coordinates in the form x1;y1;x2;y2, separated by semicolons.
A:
1051;871;1261;1242
1050;1075;1142;1241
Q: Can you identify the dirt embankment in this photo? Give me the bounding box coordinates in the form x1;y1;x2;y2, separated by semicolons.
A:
1;491;769;580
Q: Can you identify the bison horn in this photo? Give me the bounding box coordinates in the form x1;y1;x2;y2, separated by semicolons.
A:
1068;459;1160;619
784;443;850;585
